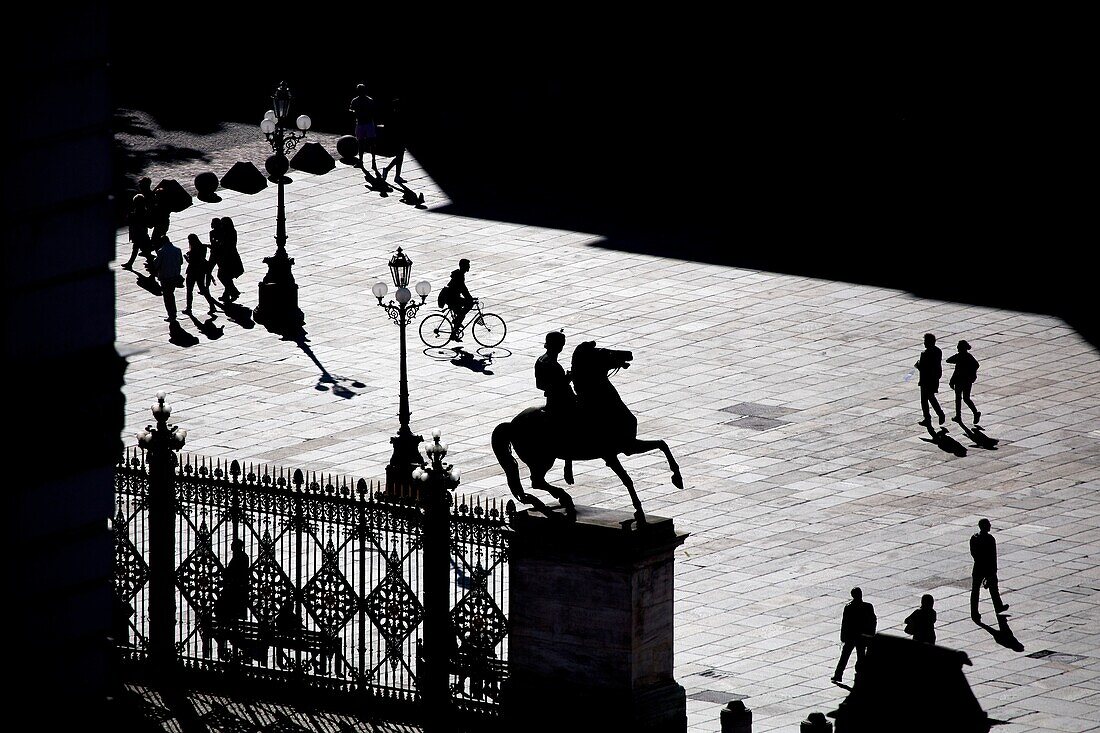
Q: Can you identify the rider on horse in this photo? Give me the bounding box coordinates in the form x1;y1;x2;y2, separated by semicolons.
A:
536;331;577;418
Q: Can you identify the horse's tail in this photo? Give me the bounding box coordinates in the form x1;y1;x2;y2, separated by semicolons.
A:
492;422;525;500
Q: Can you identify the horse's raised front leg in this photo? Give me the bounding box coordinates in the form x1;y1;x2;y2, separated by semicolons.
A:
603;453;645;525
622;438;683;489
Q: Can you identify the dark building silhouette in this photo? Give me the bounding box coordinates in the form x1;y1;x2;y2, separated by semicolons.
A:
4;8;123;724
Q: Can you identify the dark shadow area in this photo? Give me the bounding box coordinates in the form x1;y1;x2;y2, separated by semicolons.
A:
107;14;1093;347
168;320;199;347
362;167;393;197
450;347;495;375
129;269;163;297
274;325;368;399
961;424;1001;450
921;427;967;457
977;614;1025;653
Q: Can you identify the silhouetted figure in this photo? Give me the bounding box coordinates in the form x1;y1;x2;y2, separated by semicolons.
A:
970;518;1008;621
947;340;981;425
182;234;218;316
152;237;183;322
121;193;154;270
350;83;379;172
381;98;406;183
915;333;946;427
536;331;577;416
149;186;171;241
445;259;474;341
275;598;302;668
210;217;243;302
832;587;877;683
216;538;250;657
904;594;937;644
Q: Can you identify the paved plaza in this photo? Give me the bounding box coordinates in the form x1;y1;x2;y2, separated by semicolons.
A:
115;118;1100;732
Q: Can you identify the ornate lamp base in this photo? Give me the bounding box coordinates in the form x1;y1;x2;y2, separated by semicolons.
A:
253;251;304;329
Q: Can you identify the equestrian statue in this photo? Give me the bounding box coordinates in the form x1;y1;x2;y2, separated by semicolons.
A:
493;334;682;524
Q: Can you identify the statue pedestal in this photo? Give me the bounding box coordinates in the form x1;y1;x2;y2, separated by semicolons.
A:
504;506;689;733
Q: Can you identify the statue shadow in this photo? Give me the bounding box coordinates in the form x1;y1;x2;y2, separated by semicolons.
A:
277;326;367;399
977;614;1025;652
168;320;199;347
920;426;967;457
960;423;1000;450
450;347;494;375
187;312;224;340
220;300;255;329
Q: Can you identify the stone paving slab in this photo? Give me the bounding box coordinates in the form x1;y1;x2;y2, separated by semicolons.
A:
115;123;1100;732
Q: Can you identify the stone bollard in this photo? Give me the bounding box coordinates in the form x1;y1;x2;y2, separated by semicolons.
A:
720;700;752;733
800;711;833;733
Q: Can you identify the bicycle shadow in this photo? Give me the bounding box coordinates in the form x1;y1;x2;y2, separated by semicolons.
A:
450;347;494;375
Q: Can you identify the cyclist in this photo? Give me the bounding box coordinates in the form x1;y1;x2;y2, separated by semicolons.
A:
445;258;474;341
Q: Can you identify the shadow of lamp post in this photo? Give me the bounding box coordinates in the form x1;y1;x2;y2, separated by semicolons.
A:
136;392;187;675
253;81;311;330
373;247;433;494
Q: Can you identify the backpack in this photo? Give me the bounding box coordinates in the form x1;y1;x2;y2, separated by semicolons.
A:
437;285;449;308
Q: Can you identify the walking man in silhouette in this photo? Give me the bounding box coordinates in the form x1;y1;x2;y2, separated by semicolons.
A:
947;340;982;425
380;98;406;184
350;83;379;172
152;237;183;322
904;594;937;644
832;587;877;683
971;518;1008;621
915;333;946;427
445;259;474;341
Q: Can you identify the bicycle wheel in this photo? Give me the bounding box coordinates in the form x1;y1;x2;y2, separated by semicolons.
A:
472;313;507;347
420;313;453;348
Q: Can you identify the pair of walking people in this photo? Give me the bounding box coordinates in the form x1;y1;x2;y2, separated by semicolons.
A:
151;217;243;323
915;333;981;428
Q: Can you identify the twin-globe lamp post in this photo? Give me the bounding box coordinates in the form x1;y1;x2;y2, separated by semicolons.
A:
253;81;311;329
373;247;433;492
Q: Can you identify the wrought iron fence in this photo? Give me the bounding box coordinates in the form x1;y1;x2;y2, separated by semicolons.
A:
113;448;513;713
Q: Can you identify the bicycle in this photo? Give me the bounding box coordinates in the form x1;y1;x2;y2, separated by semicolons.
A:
419;298;507;349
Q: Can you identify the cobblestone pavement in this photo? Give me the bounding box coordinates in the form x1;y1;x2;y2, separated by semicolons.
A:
115;119;1100;732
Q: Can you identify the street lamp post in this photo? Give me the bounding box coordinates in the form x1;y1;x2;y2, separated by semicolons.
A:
253;81;311;330
373;248;434;493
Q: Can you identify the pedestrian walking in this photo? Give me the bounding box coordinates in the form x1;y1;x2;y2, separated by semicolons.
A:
915;333;946;427
380;97;406;183
149;186;172;241
832;587;877;683
970;518;1008;621
904;594;937;644
947;340;982;425
121;193;155;270
151;237;183;322
350;83;379;172
215;538;250;657
210;217;243;302
182;234;218;316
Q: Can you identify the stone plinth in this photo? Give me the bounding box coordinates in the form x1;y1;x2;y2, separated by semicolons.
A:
504;506;688;733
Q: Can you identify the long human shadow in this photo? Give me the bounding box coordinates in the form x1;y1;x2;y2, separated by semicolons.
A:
168;320;199;347
361;167;392;198
920;426;967;457
219;300;256;330
977;614;1024;652
272;325;367;399
450;347;494;375
187;312;224;340
960;423;1000;450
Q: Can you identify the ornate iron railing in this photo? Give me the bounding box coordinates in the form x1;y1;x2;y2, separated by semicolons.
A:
113;448;513;712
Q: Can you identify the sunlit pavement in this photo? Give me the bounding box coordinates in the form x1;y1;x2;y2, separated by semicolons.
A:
116;120;1100;732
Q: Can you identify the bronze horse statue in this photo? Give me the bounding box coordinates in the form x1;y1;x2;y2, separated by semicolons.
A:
492;341;683;523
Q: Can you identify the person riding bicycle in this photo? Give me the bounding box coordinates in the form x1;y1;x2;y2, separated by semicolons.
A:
445;259;474;341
